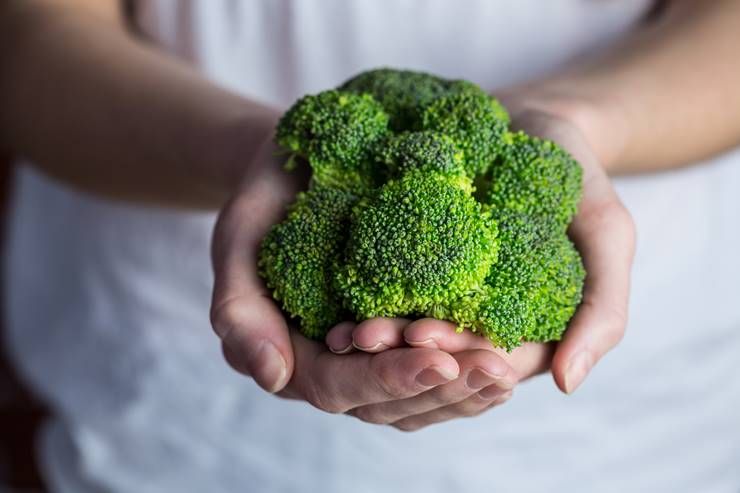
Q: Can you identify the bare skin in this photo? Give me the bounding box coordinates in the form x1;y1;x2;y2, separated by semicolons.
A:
2;0;739;430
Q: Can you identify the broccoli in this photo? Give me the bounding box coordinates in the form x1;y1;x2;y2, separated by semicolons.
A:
261;67;585;348
474;213;585;350
376;131;465;178
341;68;450;131
275;90;389;192
258;184;356;339
419;81;510;177
336;171;499;320
483;131;582;229
342;69;510;177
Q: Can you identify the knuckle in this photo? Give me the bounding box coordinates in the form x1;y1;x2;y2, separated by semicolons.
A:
209;298;243;339
426;386;458;407
372;361;411;400
580;299;628;353
351;406;390;425
304;380;345;414
602;307;628;349
392;420;421;433
457;399;486;417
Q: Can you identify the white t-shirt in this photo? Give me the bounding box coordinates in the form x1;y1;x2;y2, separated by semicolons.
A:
5;1;740;492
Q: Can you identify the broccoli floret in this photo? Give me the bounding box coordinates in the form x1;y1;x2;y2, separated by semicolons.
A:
527;232;585;342
337;171;499;319
275;90;389;192
258;184;356;339
463;213;585;350
377;131;465;178
342;69;510;177
419;81;510;177
341;68;450;131
483;132;582;229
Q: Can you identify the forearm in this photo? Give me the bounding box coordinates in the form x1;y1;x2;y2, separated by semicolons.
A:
0;0;277;208
501;0;740;175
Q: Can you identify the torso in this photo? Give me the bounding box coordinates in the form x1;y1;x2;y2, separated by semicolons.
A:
6;1;740;492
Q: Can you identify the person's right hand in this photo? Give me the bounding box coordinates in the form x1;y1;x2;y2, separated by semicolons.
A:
210;133;518;426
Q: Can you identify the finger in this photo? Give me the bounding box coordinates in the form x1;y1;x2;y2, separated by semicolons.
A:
392;390;514;432
553;174;635;394
352;317;411;352
285;332;460;414
403;318;500;353
403;319;553;381
325;321;357;354
503;342;554;381
210;190;295;393
349;349;515;425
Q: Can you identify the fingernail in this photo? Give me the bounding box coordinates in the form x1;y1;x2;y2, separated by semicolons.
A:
352;341;389;352
329;342;354;355
404;337;438;349
415;366;457;387
564;351;593;394
466;369;496;390
478;385;506;400
247;340;288;393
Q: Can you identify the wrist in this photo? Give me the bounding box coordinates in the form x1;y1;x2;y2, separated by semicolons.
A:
205;105;281;200
497;83;630;174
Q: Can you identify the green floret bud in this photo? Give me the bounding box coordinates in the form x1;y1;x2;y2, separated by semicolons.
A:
377;131;465;178
275;90;389;192
467;212;585;350
419;81;510;177
337;171;499;319
340;68;450;131
527;232;585;342
475;286;536;351
258;185;357;339
484;132;583;229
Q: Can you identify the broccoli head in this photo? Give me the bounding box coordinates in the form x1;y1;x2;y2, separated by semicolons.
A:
340;68;450;131
261;67;586;351
466;212;585;350
275;90;389;192
342;69;510;177
483;132;582;229
527;231;585;342
377;131;465;178
258;184;356;339
419;81;510;177
337;171;499;319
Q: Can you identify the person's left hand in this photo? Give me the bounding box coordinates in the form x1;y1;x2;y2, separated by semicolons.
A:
326;319;550;431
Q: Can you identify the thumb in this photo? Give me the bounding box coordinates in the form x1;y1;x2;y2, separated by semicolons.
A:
210;193;295;393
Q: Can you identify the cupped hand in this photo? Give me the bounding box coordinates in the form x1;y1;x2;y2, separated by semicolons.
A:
327;318;535;431
329;108;636;397
210;137;517;426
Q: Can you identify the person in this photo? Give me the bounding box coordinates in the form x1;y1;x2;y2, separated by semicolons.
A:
1;0;738;491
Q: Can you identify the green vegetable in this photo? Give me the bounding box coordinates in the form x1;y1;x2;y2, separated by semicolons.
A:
258;184;356;339
276;90;389;192
336;171;499;320
260;68;585;350
341;68;450;131
472;213;584;350
377;131;465;178
419;81;510;177
483;131;582;230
